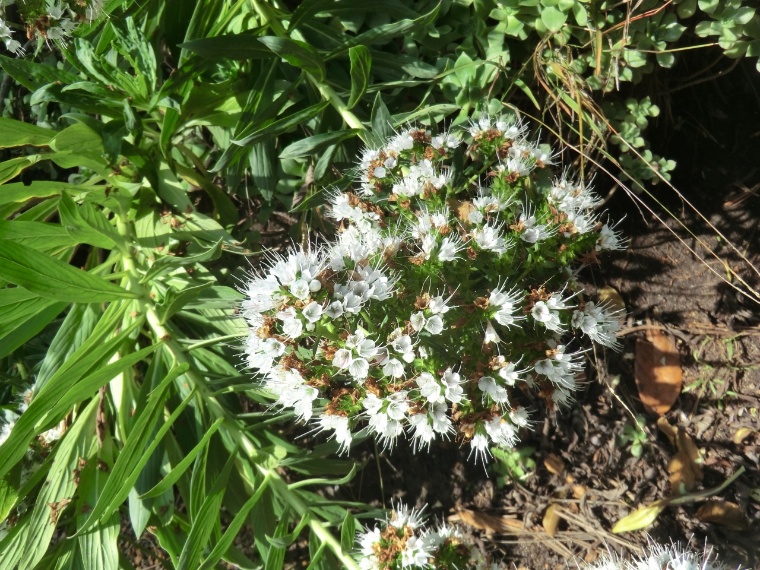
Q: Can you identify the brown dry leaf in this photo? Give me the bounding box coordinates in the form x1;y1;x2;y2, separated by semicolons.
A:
635;329;683;415
449;509;523;534
544;454;565;475
572;485;587;499
696;500;750;530
733;427;757;444
598;286;626;314
542;504;561;536
657;417;703;494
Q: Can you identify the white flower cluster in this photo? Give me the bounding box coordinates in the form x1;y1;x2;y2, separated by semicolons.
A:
580;541;742;570
242;115;624;461
0;15;23;55
355;504;499;570
0;0;104;51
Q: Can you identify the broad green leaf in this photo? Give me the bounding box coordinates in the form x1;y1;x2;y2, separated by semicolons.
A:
58;193;117;249
0;156;41;185
232;101;330;147
76;364;192;534
159;282;214;324
279;129;362;160
0;53;81;91
348;45;371;109
258;36;326;81
141;239;223;283
0;240;136;302
179;29;274;60
0;181;98;206
0;288;67;359
540;6;568;33
49;122;104;155
0;399;99;570
0;220;76;252
0;117;55;148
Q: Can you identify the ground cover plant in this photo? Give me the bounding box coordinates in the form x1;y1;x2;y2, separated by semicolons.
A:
0;0;758;568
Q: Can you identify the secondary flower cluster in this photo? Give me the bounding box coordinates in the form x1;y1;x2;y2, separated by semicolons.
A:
582;541;741;570
242;114;624;462
0;0;104;53
355;504;498;570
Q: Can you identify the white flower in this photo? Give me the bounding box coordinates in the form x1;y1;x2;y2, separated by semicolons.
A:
317;414;353;455
324;300;345;320
437;235;463;261
410;311;426;332
597;222;626;251
301;301;323;323
441;368;465;403
531;300;563;332
571;301;622;349
416;372;444;404
332;348;353;369
424;315;444;335
472;224;511;254
478;376;509;405
468;432;491;463
383;358;406;378
483;321;501;345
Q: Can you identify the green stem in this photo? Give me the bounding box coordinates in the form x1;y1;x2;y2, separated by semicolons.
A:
115;213;359;570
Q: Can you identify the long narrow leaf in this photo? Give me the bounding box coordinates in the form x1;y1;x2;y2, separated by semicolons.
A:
0;240;136;302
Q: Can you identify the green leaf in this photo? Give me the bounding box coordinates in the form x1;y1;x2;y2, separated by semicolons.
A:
540;6;567;33
36;303;99;391
159;282;214;324
0;220;76;252
139;418;224;500
178;451;238;570
58;193;117;249
369;92;393;145
0;240;136;302
340;511;356;553
0;156;41;185
0;399;99;570
179;29;274;60
325;3;441;58
197;474;272;570
0;118;55;148
279;129;362;159
0;288;67;359
0;181;97;206
258;37;326;81
348;45;371;109
232;101;330;147
0;304;135;480
76;363;191;535
0;53;81;92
